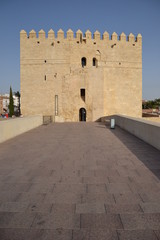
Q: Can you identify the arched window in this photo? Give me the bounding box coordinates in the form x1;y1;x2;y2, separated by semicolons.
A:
81;57;86;68
93;58;97;67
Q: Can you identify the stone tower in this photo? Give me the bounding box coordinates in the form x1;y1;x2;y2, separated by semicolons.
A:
20;29;142;122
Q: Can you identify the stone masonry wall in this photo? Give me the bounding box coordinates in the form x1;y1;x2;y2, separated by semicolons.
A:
20;29;142;121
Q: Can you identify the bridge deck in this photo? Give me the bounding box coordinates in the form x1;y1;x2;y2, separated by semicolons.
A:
0;123;160;239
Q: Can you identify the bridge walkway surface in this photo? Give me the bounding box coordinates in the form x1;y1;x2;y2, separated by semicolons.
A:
0;122;160;239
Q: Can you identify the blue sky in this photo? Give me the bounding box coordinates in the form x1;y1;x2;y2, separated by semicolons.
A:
0;0;159;100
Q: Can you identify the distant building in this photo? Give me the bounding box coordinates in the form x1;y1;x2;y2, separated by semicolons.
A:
142;99;160;117
0;94;20;115
0;94;9;114
20;29;142;122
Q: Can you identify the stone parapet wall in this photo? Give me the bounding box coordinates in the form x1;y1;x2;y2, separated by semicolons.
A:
101;115;160;151
0;115;43;143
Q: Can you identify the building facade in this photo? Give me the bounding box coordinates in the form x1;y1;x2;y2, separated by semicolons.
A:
20;29;142;122
0;94;20;115
0;94;9;114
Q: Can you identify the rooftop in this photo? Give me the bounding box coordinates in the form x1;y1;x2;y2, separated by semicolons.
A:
0;122;160;239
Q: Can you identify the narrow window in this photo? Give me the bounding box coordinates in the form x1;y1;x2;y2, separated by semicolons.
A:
80;89;85;102
44;75;46;81
93;58;97;67
81;57;86;68
55;95;58;116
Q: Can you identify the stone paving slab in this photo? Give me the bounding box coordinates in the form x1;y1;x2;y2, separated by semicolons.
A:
154;231;160;240
120;213;160;230
140;202;160;213
113;192;143;204
81;213;123;229
31;212;80;229
76;203;105;214
87;183;107;194
16;192;46;203
44;192;82;204
117;230;158;240
105;203;143;214
106;182;132;194
0;122;160;239
53;183;86;194
0;228;30;240
26;203;52;213
128;180;160;194
0;228;72;240
27;182;54;194
0;182;32;192
0;212;36;228
0;202;29;213
108;175;131;183
72;229;118;240
82;192;115;204
82;176;109;184
0;191;20;202
51;204;76;215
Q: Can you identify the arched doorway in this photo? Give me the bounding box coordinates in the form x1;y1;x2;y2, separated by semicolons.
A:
79;108;86;121
81;57;86;68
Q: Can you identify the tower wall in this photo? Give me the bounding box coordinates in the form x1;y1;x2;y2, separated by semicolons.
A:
20;29;142;121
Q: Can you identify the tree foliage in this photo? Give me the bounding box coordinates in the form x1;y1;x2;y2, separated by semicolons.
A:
14;91;21;115
143;98;160;109
9;86;14;117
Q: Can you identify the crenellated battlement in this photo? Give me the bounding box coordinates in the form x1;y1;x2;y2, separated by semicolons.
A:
20;29;142;43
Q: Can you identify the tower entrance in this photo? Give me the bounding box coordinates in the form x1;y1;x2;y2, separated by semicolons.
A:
79;108;86;121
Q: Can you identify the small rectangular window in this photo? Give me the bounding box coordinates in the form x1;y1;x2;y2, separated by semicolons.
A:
80;89;85;102
55;95;58;116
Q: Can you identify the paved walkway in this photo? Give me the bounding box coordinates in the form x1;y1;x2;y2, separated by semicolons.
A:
0;122;160;239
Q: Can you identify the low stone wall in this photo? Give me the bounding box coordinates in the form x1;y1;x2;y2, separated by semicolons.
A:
101;115;160;151
0;115;43;143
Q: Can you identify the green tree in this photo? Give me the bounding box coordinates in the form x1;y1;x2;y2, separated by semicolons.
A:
9;86;14;117
14;91;21;115
143;98;160;109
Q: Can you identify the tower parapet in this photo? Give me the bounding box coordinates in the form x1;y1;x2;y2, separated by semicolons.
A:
76;29;83;41
85;30;92;39
94;30;100;40
128;33;135;42
39;29;45;39
102;31;109;40
20;30;27;38
111;32;118;41
29;30;36;38
67;29;74;40
119;32;126;41
48;29;55;39
57;29;64;39
20;29;142;44
136;33;142;45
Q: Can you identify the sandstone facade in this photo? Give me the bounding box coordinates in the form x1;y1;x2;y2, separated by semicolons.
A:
20;29;142;122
